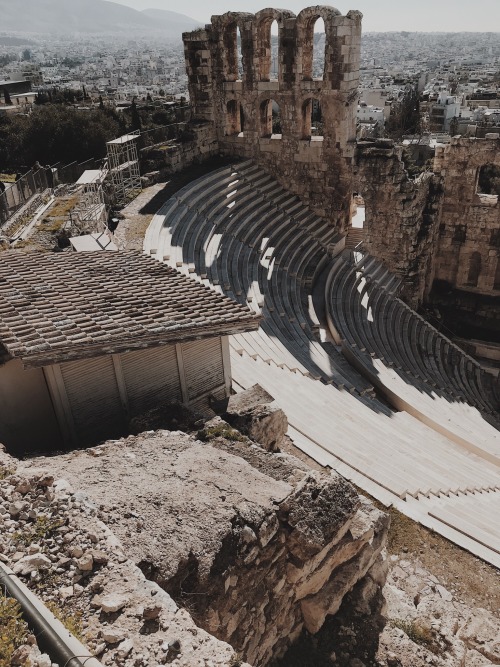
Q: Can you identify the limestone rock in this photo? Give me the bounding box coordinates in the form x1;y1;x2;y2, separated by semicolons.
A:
458;610;500;663
102;627;126;644
76;553;93;571
282;472;360;560
224;384;287;451
13;553;52;576
143;604;162;620
116;638;133;659
96;592;129;613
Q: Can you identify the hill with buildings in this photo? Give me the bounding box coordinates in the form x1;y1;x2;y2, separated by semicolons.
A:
141;8;204;32
0;0;200;37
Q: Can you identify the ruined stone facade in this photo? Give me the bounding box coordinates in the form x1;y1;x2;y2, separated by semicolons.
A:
179;8;498;313
354;139;440;306
183;6;362;231
433;136;500;296
355;136;500;309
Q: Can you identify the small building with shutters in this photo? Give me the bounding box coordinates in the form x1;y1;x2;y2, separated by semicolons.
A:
0;251;260;455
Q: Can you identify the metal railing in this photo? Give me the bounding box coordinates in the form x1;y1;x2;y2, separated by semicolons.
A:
0;168;52;230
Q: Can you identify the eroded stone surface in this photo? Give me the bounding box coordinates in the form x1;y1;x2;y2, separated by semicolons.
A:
7;429;388;666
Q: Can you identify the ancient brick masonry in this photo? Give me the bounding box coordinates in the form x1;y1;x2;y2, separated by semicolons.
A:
354;139;440;307
183;6;362;233
433;136;500;296
354;136;500;307
181;8;499;311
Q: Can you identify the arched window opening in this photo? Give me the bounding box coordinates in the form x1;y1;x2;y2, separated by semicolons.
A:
258;19;279;82
302;98;323;140
239;105;245;135
260;99;282;138
466;251;482;287
312;18;326;80
226;100;241;136
237;27;243;80
224;22;238;82
270;20;279;80
351;193;365;229
476;163;500;202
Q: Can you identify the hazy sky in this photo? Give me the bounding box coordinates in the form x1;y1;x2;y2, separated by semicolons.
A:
115;0;500;32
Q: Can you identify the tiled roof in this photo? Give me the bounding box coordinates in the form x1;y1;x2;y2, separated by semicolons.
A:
0;251;260;368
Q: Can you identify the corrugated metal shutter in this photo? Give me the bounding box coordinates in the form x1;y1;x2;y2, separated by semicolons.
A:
59;356;126;446
182;338;225;402
120;345;181;417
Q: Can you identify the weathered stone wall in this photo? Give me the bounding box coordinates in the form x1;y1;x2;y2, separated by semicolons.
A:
139;123;218;176
432;136;500;296
354;139;440;306
179;9;499;315
183;6;362;233
354;136;500;309
22;425;389;667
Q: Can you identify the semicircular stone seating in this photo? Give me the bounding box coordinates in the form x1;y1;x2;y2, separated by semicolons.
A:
326;251;500;462
144;160;500;568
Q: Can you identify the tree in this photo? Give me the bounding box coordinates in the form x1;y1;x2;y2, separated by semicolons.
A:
99;95;105;110
22;49;32;61
0;105;120;167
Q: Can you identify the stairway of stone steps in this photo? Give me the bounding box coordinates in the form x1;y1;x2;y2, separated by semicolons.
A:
326;251;500;463
344;226;364;249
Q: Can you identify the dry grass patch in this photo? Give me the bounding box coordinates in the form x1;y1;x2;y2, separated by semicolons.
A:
0;594;28;667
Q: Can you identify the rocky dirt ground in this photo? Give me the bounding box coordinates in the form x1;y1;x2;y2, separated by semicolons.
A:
0;410;499;667
0;441;246;667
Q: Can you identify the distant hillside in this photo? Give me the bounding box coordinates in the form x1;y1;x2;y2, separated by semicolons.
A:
0;0;198;37
142;8;203;33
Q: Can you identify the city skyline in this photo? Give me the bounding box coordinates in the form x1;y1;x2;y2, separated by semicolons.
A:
114;0;500;33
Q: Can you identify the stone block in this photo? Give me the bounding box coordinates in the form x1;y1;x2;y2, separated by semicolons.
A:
224;384;287;451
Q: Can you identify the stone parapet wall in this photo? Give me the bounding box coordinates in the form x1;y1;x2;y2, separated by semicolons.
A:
140;123;218;176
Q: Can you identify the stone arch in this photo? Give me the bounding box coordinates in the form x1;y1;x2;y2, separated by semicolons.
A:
254;8;295;82
476;163;500;201
466;251;482;287
259;97;282;138
301;97;323;139
296;6;341;82
216;12;254;82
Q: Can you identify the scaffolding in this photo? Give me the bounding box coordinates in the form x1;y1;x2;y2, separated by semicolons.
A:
72;167;108;235
106;131;142;207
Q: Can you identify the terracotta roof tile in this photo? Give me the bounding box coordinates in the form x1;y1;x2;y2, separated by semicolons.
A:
0;251;260;367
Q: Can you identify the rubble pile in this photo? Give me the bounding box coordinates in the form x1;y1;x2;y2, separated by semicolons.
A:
0;453;246;667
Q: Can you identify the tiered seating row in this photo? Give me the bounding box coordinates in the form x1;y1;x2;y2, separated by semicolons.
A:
327;252;500;460
231;350;500;499
144;161;372;395
415;490;500;555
